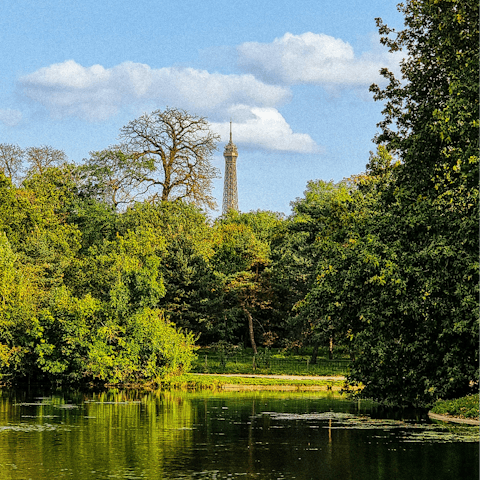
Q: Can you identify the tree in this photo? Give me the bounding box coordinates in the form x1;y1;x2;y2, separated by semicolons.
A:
0;144;68;186
212;213;277;353
0;168;201;385
81;147;152;210
0;143;24;185
25;145;67;176
120;108;220;209
342;0;480;405
221;210;285;348
0;232;41;379
275;180;353;360
116;201;223;343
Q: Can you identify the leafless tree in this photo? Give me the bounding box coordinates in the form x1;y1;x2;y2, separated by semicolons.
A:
0;143;25;185
120;107;220;209
26;145;67;176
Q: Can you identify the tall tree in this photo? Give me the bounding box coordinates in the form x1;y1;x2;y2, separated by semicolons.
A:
120;108;220;209
274;180;353;359
212;213;278;353
343;0;480;405
117;201;223;343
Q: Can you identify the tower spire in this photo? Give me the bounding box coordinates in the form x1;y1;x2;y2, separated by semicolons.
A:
222;122;239;215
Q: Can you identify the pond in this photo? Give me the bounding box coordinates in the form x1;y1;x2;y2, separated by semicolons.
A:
0;388;478;480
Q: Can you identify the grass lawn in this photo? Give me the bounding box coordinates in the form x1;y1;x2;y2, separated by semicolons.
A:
192;347;351;377
157;373;347;391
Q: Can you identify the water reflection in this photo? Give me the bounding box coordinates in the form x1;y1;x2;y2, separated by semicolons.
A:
0;389;477;479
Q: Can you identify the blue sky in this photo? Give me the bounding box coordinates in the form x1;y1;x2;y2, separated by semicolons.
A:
0;0;405;216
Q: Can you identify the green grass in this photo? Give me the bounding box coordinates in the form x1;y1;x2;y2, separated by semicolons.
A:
192;348;350;377
155;373;346;390
155;373;224;390
430;394;479;419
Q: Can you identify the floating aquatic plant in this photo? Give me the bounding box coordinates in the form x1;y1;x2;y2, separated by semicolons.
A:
255;411;479;443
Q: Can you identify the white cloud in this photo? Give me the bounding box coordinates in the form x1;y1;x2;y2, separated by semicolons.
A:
211;105;321;154
237;32;403;86
19;60;291;122
0;109;22;127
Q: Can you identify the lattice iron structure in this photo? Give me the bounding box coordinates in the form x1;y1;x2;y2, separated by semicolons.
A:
222;123;239;215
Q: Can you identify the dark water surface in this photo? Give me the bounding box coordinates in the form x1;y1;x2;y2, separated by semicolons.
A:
0;388;478;480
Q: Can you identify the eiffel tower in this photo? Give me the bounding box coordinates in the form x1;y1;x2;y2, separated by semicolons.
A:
222;122;239;214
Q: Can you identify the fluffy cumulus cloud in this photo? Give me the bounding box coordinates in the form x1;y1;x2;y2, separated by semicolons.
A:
19;60;290;122
0;109;22;127
237;32;403;86
210;105;320;153
18;30;398;153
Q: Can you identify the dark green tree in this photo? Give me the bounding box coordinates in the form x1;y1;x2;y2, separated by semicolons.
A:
345;0;480;405
271;180;352;360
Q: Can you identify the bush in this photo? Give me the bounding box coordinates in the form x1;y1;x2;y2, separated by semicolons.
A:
86;308;198;383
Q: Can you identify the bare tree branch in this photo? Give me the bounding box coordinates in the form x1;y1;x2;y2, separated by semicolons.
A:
26;145;67;176
120;107;221;209
0;143;25;185
81;146;155;209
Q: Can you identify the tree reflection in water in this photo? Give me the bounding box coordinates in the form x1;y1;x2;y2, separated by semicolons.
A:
0;389;477;479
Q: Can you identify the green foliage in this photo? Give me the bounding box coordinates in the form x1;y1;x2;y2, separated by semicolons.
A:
81;147;153;209
86;308;198;383
69;228;166;309
431;394;479;419
116;201;224;342
271;179;354;352
0;171;200;385
294;0;480;406
0;232;41;378
158;235;222;343
212;213;279;351
35;286;99;381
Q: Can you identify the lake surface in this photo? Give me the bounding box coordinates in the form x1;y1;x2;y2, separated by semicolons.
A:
0;388;478;480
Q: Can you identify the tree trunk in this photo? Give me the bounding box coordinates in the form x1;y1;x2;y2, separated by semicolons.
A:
242;306;257;355
328;336;334;360
310;341;319;365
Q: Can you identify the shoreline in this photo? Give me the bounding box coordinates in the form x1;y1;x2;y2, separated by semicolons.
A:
191;373;348;392
193;373;346;381
427;412;480;426
220;383;343;391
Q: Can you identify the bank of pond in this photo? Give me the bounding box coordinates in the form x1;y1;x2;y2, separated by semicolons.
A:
429;394;480;423
0;386;477;480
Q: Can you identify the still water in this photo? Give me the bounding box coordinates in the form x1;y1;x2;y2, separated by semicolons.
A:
0;388;478;480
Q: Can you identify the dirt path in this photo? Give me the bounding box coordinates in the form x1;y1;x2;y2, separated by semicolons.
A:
194;373;346;381
428;412;479;426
